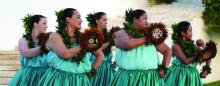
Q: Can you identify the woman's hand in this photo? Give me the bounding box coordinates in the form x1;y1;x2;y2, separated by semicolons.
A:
200;70;208;78
158;70;165;78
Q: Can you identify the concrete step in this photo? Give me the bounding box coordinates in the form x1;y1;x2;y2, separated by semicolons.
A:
0;71;17;78
0;53;19;85
0;66;20;71
0;55;19;60
0;78;11;85
0;60;20;66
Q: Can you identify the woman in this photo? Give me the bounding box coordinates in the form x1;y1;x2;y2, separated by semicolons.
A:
38;8;103;86
164;21;210;86
110;9;172;86
86;12;115;86
8;14;49;86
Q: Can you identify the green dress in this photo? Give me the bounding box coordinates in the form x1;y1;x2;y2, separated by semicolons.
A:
38;44;91;86
164;55;202;86
88;51;115;86
110;44;165;86
8;45;49;86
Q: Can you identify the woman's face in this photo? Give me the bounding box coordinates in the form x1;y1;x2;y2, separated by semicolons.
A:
134;13;148;31
182;25;192;40
96;15;107;29
68;10;82;30
35;18;47;33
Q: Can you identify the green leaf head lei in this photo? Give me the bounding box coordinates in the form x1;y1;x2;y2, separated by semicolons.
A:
22;14;35;48
55;9;86;63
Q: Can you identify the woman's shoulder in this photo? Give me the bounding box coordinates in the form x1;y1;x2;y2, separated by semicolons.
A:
115;29;128;37
172;43;180;48
18;37;28;44
171;43;181;50
50;32;61;37
49;32;63;40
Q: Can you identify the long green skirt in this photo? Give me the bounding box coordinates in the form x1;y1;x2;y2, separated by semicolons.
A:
90;60;115;86
164;65;202;86
109;69;165;86
8;67;48;86
38;67;90;86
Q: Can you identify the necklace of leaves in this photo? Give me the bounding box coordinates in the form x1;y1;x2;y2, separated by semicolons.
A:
56;10;86;64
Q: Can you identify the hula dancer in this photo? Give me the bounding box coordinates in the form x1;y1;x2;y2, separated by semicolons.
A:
110;9;172;86
8;14;50;86
86;12;116;86
38;8;103;86
164;21;213;86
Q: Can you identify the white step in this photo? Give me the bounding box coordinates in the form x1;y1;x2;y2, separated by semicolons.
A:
0;60;20;66
0;66;20;71
0;71;17;78
0;78;11;85
0;55;19;60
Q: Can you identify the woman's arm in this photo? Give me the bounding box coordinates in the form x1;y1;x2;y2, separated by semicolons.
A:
114;30;146;50
18;38;42;57
155;42;172;78
172;44;196;65
49;32;81;59
91;48;104;69
101;42;111;50
156;43;172;68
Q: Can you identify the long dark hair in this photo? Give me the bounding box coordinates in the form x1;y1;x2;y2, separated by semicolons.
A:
123;9;146;38
86;12;106;28
176;21;190;38
22;14;46;48
126;9;146;23
55;8;78;48
30;15;46;30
